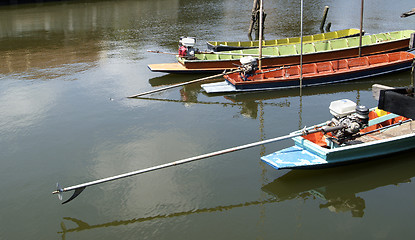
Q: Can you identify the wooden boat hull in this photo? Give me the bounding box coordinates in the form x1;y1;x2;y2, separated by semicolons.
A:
179;30;415;71
207;28;362;51
261;113;415;169
202;52;415;93
262;130;415;169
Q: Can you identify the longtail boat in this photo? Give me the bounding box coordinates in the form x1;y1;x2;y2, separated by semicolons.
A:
52;85;414;203
207;28;362;51
261;85;415;169
202;51;415;93
148;30;415;73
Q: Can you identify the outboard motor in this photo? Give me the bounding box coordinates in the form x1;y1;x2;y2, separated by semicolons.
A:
325;99;369;146
179;37;198;59
239;56;258;81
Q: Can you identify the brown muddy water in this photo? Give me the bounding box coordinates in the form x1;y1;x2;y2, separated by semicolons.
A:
0;0;415;239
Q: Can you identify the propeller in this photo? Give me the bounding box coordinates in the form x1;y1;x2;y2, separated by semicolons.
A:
55;182;86;204
56;183;63;201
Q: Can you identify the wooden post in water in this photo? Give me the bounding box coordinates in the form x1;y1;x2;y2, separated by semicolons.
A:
325;22;332;32
248;0;259;37
319;6;329;33
248;0;266;39
358;0;364;57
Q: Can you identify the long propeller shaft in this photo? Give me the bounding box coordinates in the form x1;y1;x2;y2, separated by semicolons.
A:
127;69;240;98
53;127;323;204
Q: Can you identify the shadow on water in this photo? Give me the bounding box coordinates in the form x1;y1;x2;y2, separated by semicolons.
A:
138;70;413;120
205;70;414;98
136;95;290;120
57;197;280;239
56;71;415;238
148;73;215;87
57;150;415;238
262;149;415;218
147;69;413;99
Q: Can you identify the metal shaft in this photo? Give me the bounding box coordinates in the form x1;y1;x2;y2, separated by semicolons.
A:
127;70;240;98
53;131;307;195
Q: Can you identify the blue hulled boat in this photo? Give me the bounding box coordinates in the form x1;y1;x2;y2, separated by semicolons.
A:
261;85;415;169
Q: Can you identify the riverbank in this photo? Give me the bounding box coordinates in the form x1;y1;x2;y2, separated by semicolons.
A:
0;0;69;5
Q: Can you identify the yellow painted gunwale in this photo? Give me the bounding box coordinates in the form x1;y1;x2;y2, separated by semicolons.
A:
207;28;361;48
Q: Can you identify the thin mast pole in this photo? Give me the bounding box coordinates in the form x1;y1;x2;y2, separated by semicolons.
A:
258;0;263;70
299;0;303;92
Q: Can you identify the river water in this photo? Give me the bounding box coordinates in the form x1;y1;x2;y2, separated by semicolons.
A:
1;0;415;239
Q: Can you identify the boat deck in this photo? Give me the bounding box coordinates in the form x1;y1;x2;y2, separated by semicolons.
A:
346;120;415;145
207;28;361;50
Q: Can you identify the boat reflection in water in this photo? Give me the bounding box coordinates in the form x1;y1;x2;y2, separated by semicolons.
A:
143;75;293;119
145;71;404;120
262;150;415;217
57;150;414;238
57;197;280;239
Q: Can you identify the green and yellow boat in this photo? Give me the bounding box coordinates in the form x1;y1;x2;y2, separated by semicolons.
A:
178;30;415;71
207;28;362;51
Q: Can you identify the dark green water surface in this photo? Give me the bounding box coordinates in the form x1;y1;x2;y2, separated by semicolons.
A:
1;0;415;239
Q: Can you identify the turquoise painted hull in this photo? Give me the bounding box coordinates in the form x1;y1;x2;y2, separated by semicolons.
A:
262;119;415;170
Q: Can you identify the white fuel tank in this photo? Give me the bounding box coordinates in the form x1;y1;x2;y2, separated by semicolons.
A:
329;99;356;118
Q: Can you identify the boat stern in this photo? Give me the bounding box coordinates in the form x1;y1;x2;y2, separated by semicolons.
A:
261;145;328;169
